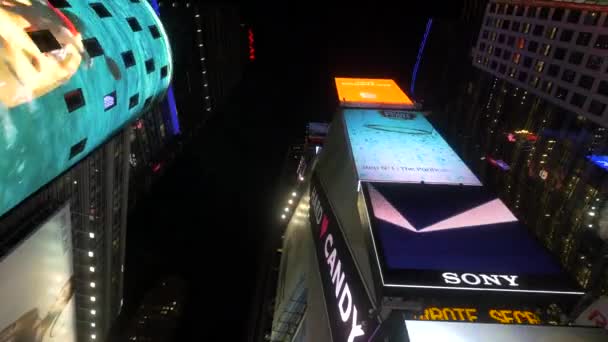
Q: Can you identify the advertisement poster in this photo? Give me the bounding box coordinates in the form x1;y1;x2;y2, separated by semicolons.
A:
0;205;76;342
363;182;582;295
310;174;378;342
344;109;482;185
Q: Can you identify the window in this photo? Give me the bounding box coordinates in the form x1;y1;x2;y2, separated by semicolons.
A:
69;138;87;159
539;7;549;19
496;3;503;14
527;7;537;18
567;10;581;24
598;81;608;97
490;60;498;70
103;91;117;111
584;12;599;26
90;3;112;18
507;36;515;47
494;47;502;57
554;47;567;60
523;23;531;34
27;30;61;53
541;43;551;56
511;21;520;32
523;56;533;68
542;80;553;93
129;94;139;109
552;8;564;21
577;32;592;46
533;24;544;36
570;93;586;108
491;32;497;41
502;20;510;30
121;51;136;68
496;19;502;29
499;63;507;74
518;71;528;82
546;27;557;40
145;58;155;73
482;30;489;39
82;37;104;58
578;75;594;90
535;60;545;72
595;35;608;49
506;5;514;15
160;65;168;79
503;50;511;61
486;17;492;26
126;17;142;32
547;64;560;77
498;33;506;44
568;51;584;65
489;2;496;13
589;100;607;116
560;29;574;42
64;88;85;112
479;42;486;51
516;6;525;16
509;66;517;78
528;41;538;53
562;69;576;83
144;96;153;108
488;45;494;54
587;55;604;71
555;86;568;100
48;0;70;8
149;25;161;39
530;76;540;88
513;52;521;64
518;37;525;49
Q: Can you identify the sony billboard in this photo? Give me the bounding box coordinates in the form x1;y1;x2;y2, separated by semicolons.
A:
0;204;76;342
310;174;378;342
361;181;583;298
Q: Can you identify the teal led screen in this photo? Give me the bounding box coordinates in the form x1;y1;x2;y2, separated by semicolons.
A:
0;0;172;217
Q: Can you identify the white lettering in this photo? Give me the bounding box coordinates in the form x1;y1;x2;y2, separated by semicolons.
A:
327;248;337;276
499;275;519;287
479;274;501;286
347;306;364;342
442;272;461;284
461;273;481;285
312;188;323;224
332;260;346;298
324;234;333;258
338;283;353;323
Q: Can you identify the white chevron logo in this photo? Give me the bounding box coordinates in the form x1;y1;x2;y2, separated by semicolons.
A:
368;184;517;233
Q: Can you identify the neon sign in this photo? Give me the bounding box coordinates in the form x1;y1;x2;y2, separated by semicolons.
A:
588;155;608;171
248;28;255;61
418;307;541;325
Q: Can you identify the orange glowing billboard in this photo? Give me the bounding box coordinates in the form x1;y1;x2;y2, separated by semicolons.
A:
334;78;415;109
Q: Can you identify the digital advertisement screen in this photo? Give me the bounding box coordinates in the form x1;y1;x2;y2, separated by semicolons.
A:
344;109;482;185
362;182;583;295
0;0;172;218
334;78;414;109
404;320;608;342
0;204;76;342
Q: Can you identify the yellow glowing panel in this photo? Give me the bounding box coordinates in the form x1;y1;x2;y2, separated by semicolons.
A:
334;77;414;109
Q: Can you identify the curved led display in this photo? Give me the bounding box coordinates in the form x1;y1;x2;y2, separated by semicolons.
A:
0;0;172;217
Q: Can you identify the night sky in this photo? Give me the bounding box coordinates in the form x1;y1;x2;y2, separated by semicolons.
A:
120;2;469;340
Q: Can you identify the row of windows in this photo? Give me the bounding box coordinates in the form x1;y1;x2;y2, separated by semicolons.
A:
483;19;608;49
488;2;605;27
480;38;606;72
476;57;608;116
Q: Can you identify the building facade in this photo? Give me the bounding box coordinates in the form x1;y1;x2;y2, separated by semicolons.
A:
473;0;608;125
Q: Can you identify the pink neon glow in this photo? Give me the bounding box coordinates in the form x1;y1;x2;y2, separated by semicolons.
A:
152;163;162;172
320;215;329;237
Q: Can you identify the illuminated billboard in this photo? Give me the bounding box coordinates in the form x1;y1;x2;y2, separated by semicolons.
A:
0;204;76;342
416;306;542;325
344;109;481;185
403;320;608;342
0;0;172;217
362;182;583;296
334;78;414;109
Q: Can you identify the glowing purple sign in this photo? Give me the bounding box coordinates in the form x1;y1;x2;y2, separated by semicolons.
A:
588;155;608;171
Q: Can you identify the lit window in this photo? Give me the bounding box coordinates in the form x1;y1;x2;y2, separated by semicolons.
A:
90;309;96;315
92;334;96;340
546;27;557;40
542;80;553;93
508;67;516;78
103;91;116;111
89;266;95;272
91;323;96;328
513;52;521;64
534;60;545;72
90;282;96;288
90;296;96;302
89;232;95;239
522;23;531;34
88;251;94;257
517;37;525;49
529;76;540;88
541;43;551;56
